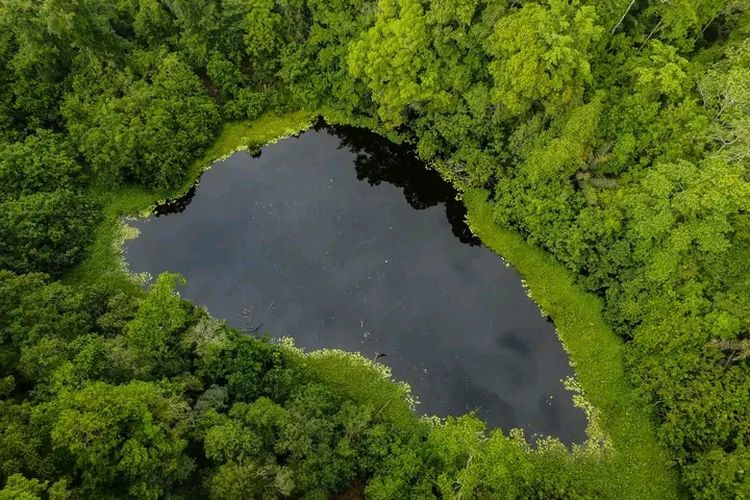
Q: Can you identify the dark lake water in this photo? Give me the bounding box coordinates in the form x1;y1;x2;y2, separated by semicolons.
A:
124;123;587;443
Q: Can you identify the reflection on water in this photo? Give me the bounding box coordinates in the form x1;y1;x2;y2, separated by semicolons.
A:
125;124;587;443
321;122;481;246
154;184;197;217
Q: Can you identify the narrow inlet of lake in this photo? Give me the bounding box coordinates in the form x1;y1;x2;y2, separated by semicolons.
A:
124;123;587;444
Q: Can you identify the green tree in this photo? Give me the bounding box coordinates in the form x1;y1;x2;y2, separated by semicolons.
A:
51;381;192;499
700;39;750;164
64;53;219;189
125;273;190;375
347;0;443;127
0;191;98;277
244;0;283;81
0;131;81;201
485;0;602;118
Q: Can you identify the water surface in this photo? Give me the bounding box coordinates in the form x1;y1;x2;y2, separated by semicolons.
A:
124;124;587;443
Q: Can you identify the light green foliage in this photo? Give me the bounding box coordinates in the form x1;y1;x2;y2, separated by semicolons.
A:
0;475;68;500
622;159;749;283
1;0;750;497
486;0;602;117
597;40;711;174
0;474;49;500
683;445;750;499
426;418;597;499
633;41;693;101
700;38;750;164
348;0;440;126
305;350;416;429
639;0;729;50
206;460;294;500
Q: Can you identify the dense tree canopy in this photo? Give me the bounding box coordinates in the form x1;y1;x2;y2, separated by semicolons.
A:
1;0;749;497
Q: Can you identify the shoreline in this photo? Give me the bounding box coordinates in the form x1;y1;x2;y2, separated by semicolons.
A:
65;111;678;498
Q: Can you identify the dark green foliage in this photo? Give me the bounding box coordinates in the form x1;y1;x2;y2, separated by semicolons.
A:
50;381;194;499
0;271;426;498
202;387;395;498
0;130;96;277
1;0;750;497
0;130;81;200
64;54;220;189
344;1;750;496
0;191;98;277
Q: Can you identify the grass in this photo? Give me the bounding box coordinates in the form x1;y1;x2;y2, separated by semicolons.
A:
64;110;316;289
463;188;679;499
65;110;678;496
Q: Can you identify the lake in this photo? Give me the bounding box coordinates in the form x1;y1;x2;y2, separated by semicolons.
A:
124;123;587;443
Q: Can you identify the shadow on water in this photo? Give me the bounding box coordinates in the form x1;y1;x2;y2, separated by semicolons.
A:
318;121;481;246
154;184;197;217
155;120;481;246
129;121;587;444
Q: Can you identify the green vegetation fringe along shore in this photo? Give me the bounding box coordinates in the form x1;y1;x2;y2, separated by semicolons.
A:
1;0;749;497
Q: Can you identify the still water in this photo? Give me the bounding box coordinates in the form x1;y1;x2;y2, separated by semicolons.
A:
124;123;587;443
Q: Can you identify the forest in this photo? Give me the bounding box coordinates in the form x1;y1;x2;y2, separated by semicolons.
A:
0;0;749;498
